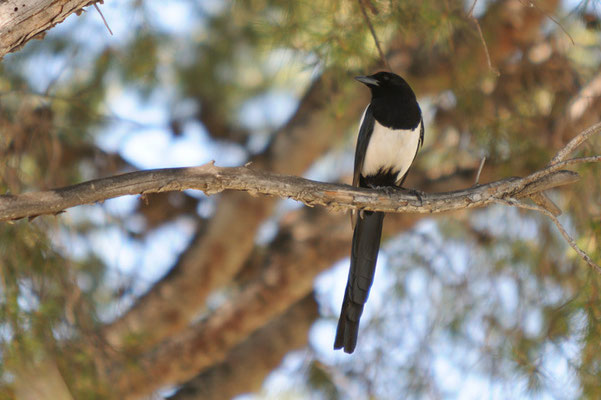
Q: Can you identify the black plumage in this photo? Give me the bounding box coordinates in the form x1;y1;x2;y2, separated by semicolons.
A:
334;71;424;353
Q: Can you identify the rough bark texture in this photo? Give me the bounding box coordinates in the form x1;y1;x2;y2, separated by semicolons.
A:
169;295;318;400
0;0;98;59
110;223;348;399
0;162;584;222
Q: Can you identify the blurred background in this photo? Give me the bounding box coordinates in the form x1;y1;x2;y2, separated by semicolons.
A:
1;0;601;398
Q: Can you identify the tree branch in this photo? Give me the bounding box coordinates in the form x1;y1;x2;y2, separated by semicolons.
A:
4;117;600;223
0;0;99;59
550;121;601;165
495;197;601;273
168;295;318;400
2;122;599;281
109;230;342;399
0;162;582;222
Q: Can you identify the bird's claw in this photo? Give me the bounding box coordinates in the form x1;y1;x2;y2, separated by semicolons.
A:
368;184;424;206
367;184;396;196
398;187;424;206
409;188;424;206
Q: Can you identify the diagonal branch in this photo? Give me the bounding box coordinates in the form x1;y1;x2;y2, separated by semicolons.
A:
0;0;101;59
550;121;601;165
495;198;601;274
109;230;343;400
357;0;391;71
168;295;318;400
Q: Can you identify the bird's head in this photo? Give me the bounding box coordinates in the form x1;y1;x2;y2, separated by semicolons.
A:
355;71;415;99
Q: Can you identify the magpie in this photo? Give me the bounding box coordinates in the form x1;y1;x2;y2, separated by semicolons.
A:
334;71;424;353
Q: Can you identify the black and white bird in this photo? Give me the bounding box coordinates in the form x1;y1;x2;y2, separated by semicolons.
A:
334;71;424;353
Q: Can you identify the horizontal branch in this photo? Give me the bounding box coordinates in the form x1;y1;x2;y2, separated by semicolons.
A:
0;162;582;222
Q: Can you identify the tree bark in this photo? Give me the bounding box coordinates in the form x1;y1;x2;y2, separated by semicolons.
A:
0;0;99;59
109;227;347;399
0;162;584;222
169;295;318;400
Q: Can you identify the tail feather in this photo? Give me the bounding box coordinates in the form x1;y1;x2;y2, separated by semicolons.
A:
334;211;385;353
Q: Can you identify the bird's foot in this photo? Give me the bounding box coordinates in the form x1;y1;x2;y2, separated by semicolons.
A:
397;187;425;206
370;185;398;196
367;185;424;206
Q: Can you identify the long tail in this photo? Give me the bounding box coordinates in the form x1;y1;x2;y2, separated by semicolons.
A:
334;211;385;353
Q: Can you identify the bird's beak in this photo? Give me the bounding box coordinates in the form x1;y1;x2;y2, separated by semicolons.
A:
355;75;379;86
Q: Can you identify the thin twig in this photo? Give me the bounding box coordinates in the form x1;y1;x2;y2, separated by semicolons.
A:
467;0;498;75
521;155;601;188
523;0;575;45
474;156;486;185
550;121;601;164
467;0;479;17
362;0;379;15
357;0;391;71
94;3;113;36
495;197;601;274
470;15;498;76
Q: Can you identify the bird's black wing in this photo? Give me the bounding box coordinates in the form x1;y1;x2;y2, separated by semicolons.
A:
419;116;424;149
352;105;375;189
350;105;375;228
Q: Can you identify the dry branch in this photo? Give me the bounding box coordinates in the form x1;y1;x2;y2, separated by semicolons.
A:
6;112;601;223
1;122;598;284
0;0;99;59
1;122;599;280
495;197;601;273
0;163;581;222
550;122;601;164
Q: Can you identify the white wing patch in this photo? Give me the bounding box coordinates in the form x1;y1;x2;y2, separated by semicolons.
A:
361;120;422;184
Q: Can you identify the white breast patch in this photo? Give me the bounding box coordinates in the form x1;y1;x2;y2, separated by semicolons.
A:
361;120;422;184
